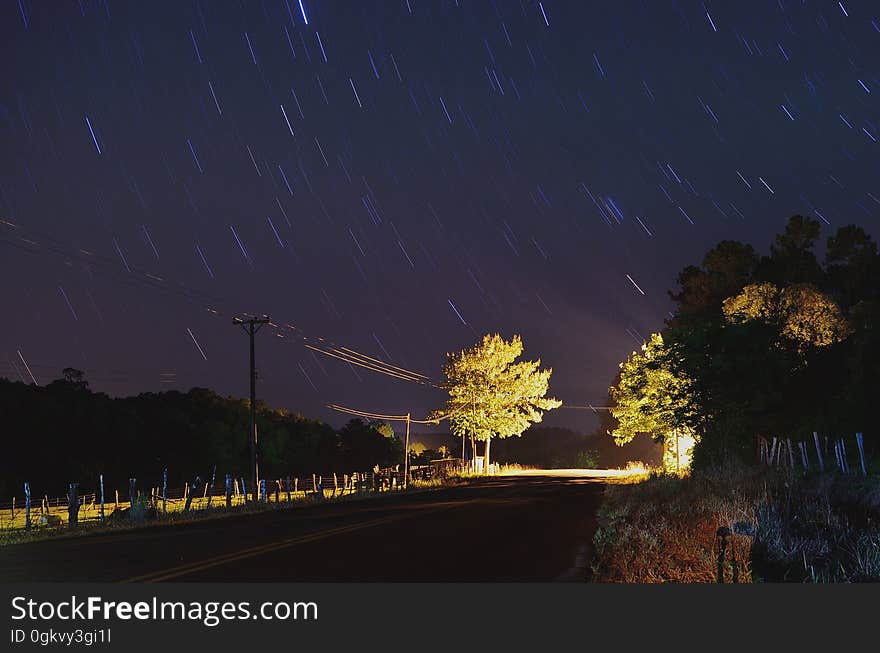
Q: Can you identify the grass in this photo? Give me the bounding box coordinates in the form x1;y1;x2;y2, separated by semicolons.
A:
591;463;880;582
0;477;464;547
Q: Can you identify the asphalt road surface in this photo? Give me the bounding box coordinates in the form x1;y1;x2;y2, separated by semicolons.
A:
0;472;611;582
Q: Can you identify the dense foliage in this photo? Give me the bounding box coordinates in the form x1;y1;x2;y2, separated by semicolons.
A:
434;333;561;469
0;375;402;498
610;216;880;469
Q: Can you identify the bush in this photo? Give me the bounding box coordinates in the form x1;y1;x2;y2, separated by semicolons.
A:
592;464;880;582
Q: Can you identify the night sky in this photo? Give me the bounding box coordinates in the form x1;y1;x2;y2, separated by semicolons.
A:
2;1;879;434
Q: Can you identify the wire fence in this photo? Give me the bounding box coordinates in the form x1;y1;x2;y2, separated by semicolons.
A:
0;460;465;532
757;431;867;475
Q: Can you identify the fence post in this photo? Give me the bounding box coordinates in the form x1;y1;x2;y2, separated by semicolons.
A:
813;432;824;472
294;477;299;495
207;465;216;508
716;527;730;583
158;468;166;514
275;480;280;503
99;474;105;522
799;442;808;470
286;477;291;502
333;473;338;497
68;482;79;529
312;474;317;495
128;478;137;523
259;479;267;503
225;474;232;508
856;433;867;477
787;439;794;468
24;482;31;531
840;439;850;474
184;477;199;511
240;477;248;504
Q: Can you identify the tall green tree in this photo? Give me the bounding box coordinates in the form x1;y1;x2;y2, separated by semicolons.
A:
609;333;697;470
434;334;561;472
655;215;877;468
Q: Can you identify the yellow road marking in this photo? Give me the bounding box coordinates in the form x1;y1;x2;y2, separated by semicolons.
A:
123;503;458;583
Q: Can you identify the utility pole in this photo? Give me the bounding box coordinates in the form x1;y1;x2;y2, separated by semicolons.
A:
234;314;270;503
325;403;446;489
403;413;411;489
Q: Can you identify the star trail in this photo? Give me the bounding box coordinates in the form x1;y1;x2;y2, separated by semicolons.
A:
1;1;879;431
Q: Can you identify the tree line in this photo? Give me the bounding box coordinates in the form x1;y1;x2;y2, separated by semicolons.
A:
0;372;402;498
609;216;879;470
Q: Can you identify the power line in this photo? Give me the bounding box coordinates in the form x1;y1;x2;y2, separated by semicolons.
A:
559;404;614;411
2;217;436;388
326;402;453;490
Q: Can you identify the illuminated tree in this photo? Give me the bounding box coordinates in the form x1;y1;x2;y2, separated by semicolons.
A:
609;333;697;472
434;334;561;472
723;282;850;351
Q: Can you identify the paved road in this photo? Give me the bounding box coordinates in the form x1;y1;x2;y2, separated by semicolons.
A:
0;472;609;582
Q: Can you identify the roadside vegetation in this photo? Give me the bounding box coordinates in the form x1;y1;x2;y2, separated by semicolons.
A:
594;215;880;582
592;464;880;582
0;474;459;547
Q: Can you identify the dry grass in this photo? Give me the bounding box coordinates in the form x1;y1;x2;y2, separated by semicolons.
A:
0;480;465;546
592;464;880;583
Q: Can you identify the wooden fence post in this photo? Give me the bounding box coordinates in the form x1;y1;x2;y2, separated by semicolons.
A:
184;477;199;511
294;477;299;495
333;473;338;497
99;474;105;522
856;433;867;477
312;474;317;495
225;474;232;508
240;477;248;504
24;482;31;531
813;432;824;472
275;480;281;503
128;478;137;522
207;465;216;508
286;477;291;502
68;482;79;528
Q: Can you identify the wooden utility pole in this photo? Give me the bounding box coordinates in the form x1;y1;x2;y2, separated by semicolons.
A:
403;413;411;489
325;403;448;487
234;315;270;503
